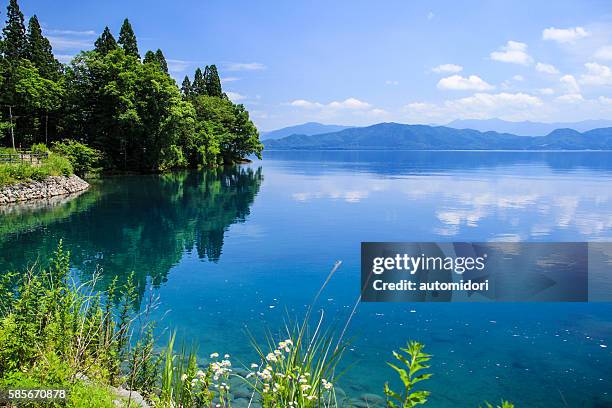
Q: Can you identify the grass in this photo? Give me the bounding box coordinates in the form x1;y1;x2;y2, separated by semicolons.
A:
0;243;515;407
0;151;73;186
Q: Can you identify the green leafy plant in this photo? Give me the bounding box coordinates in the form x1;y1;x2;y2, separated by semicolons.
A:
384;341;432;408
30;143;49;155
51;140;102;177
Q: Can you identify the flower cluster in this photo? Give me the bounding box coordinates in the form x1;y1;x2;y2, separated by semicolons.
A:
245;338;335;407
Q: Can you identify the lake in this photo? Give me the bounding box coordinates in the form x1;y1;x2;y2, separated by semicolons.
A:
1;151;611;407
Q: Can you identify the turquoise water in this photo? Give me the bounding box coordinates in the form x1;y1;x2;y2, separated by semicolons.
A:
0;151;611;406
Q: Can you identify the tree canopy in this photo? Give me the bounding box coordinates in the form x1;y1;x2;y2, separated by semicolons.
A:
0;0;262;170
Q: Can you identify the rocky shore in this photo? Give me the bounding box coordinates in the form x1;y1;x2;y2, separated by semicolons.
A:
0;175;89;205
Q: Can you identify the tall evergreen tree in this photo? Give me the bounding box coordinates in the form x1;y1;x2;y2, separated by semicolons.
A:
118;18;139;58
192;67;206;96
94;27;117;55
181;75;192;97
2;0;27;60
204;64;223;97
143;50;156;64
154;49;167;73
26;15;60;79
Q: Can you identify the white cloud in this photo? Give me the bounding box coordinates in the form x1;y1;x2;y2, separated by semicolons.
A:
538;88;555;95
536;62;560;74
490;41;532;65
328;98;372;109
224;62;266;71
595;46;612;61
166;59;191;73
432;64;463;74
47;35;92;51
221;77;240;83
289;97;372;110
404;92;543;122
599;96;612;105
542;26;590;43
43;28;97;36
368;108;389;116
437;75;494;91
445;92;543;118
579;62;612;86
226;91;246;102
555;94;584;103
512;75;524;81
560;74;581;93
385;80;399;85
289;99;322;109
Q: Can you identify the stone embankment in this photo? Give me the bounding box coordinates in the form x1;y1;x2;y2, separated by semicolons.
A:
0;175;89;205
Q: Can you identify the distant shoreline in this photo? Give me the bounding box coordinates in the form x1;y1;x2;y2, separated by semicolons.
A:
263;148;612;152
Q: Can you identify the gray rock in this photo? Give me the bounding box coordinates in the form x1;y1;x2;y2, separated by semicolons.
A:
0;175;89;205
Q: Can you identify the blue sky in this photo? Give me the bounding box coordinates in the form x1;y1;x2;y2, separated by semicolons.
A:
16;0;612;130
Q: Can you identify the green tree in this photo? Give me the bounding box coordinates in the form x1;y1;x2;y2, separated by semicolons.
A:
94;27;117;55
142;50;156;64
154;49;168;73
192;67;206;96
180;75;192;97
190;95;262;165
2;0;27;61
3;60;63;145
117;18;139;58
63;48;194;170
204;64;223;98
26;15;61;80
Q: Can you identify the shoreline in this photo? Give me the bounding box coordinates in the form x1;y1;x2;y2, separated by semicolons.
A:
0;175;90;205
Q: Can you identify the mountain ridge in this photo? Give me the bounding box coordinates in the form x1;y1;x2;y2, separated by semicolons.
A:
260;122;353;140
446;118;612;136
263;122;612;150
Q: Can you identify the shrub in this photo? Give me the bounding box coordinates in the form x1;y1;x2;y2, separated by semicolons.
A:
51;140;102;177
30;143;50;155
40;154;73;177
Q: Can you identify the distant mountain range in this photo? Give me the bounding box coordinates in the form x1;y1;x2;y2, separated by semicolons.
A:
263;122;612;150
446;118;612;136
260;122;353;140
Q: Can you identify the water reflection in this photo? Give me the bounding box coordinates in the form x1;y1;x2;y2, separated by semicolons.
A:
0;166;263;296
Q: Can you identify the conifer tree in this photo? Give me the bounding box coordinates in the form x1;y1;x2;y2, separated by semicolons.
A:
154;49;168;73
26;15;60;79
2;0;27;60
118;18;139;58
143;50;156;65
94;27;117;55
192;67;206;96
205;64;223;97
181;75;192;97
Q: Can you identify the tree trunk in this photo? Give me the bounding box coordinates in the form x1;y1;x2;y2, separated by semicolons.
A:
9;105;15;151
45;112;49;145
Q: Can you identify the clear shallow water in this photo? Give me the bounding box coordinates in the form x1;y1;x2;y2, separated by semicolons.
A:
1;151;611;407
